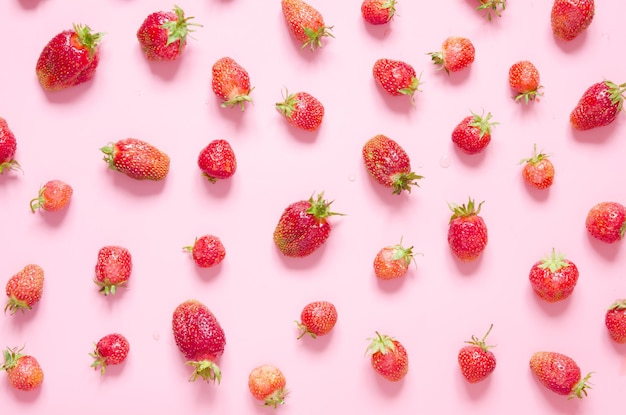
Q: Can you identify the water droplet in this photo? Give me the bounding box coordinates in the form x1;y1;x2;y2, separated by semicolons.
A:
348;173;356;182
439;155;451;168
152;331;160;341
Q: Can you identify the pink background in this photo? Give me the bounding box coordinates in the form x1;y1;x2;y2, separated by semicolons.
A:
2;0;626;413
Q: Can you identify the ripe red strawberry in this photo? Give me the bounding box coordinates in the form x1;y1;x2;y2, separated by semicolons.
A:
248;364;288;408
90;333;130;375
429;36;475;74
366;332;409;382
447;198;488;262
172;299;226;382
529;249;579;303
362;134;423;195
276;90;324;131
458;324;496;383
361;0;397;25
605;299;626;344
29;179;73;213
296;300;338;339
136;5;201;61
520;145;554;190
509;60;543;103
551;0;594;41
0;347;44;391
183;235;226;268
94;246;132;295
0;117;20;174
476;0;506;21
373;239;416;280
197;139;237;183
101;138;170;181
211;57;253;111
372;58;421;104
36;24;103;91
273;192;343;257
570;80;626;131
451;111;498;155
281;0;334;50
529;351;592;398
585;201;626;243
4;264;44;315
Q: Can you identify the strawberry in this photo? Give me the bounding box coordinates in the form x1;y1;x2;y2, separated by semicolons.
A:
509;60;543;103
458;324;496;383
529;351;592;399
94;246;132;295
281;0;334;50
4;264;44;315
476;0;506;21
570;80;626;131
136;5;201;61
183;235;226;268
362;134;423;195
35;24;103;91
520;144;554;190
429;36;475;74
585;201;626;243
101;138;170;181
172;299;226;383
372;58;421;104
373;239;416;280
211;57;253;111
451;111;498;155
296;300;338;339
366;332;409;382
197;139;237;183
0;347;44;391
90;333;130;375
361;0;397;25
248;364;288;408
29;179;73;213
447;198;488;262
0;117;20;174
273;192;343;258
551;0;594;41
529;249;579;303
605;300;626;344
276;90;324;131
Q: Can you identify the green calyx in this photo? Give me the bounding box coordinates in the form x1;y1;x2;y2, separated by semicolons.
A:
306;192;344;220
95;278;123;295
73;23;104;61
469;111;498;138
0;160;22;175
476;0;507;21
264;387;288;408
391;172;424;195
538;248;569;273
399;74;422;107
89;345;108;376
100;143;119;171
186;360;222;383
275;89;298;119
428;51;448;74
515;87;543;104
161;5;203;54
568;372;593;400
4;296;30;315
1;347;24;371
448;198;483;222
605;80;626;113
608;299;626;311
365;332;396;356
465;324;495;352
519;143;550;165
221;87;255;112
381;0;397;20
295;321;316;340
29;185;46;213
302;25;335;51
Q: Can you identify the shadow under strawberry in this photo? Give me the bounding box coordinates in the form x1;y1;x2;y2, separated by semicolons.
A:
461;370;493;399
523;182;551;202
141;50;185;81
280;122;321;144
529;288;573;317
274;240;328;270
40;79;95;104
375;273;409;293
372;367;406;396
451;252;484;276
529;369;585;413
199;174;233;198
363;20;393;40
585;230;622;261
37;203;72;228
570;120;619;144
551;28;589;54
373;79;416;115
107;170;167;196
6;380;43;401
192;262;223;282
295;328;334;352
16;0;45;10
452;142;488;167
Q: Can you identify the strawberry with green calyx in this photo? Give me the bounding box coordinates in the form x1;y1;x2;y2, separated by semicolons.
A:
361;0;397;25
458;324;496;383
429;36;475;75
551;0;594;41
94;246;132;296
605;299;626;344
570;80;626;131
372;58;421;105
248;364;288;407
183;235;226;268
211;57;254;111
366;332;409;382
5;264;44;315
529;249;579;303
276;90;325;131
30;180;73;213
452;111;498;155
585;201;626;243
296;301;338;339
101;138;170;181
373;239;418;280
509;60;543;103
0;117;21;174
281;0;334;50
1;347;44;391
529;351;592;399
520;144;554;190
476;0;506;21
447;198;488;262
90;333;130;376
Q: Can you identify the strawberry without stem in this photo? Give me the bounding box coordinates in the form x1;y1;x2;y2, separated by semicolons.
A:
551;0;594;41
30;180;73;213
276;90;325;132
529;351;592;399
451;111;498;155
458;324;496;383
296;300;338;339
90;333;130;376
5;264;44;315
0;117;21;174
1;347;44;391
248;365;288;408
137;5;201;61
281;0;333;50
570;80;626;131
520;144;554;190
373;239;416;280
529;249;579;303
372;58;421;104
183;235;226;268
585;201;626;244
211;57;253;111
366;332;409;382
361;0;397;25
509;60;543;103
101;138;170;181
447;198;488;262
197;139;237;183
605;300;626;344
94;246;132;295
429;36;475;74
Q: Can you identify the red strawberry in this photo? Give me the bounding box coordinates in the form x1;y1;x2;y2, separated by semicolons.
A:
458;324;496;383
248;364;288;408
90;333;130;375
296;300;338;339
101;138;170;181
605;300;626;344
509;60;543;103
362;134;423;195
529;249;579;303
366;332;409;382
372;58;421;104
211;57;253;111
276;90;325;131
476;0;506;21
29;179;73;213
183;235;226;268
451;111;498;155
197;139;237;183
529;351;592;398
0;347;44;391
35;24;103;91
361;0;397;25
94;246;132;295
136;5;201;61
570;80;626;131
447;198;488;262
585;201;626;243
172;299;226;382
520;145;554;190
4;264;44;315
429;36;475;74
0;117;20;174
373;239;416;280
273;192;343;258
551;0;594;41
281;0;334;50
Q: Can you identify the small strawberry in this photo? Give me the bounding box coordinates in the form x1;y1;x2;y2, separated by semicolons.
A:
373;239;416;280
29;179;73;213
94;246;132;295
366;332;409;382
509;60;543;103
281;0;334;50
90;333;130;375
529;351;592;399
211;57;253;111
451;111;498;155
296;300;338;339
183;235;226;268
1;347;44;391
361;0;397;25
476;0;506;21
248;364;288;408
276;90;325;131
605;300;626;344
197;139;237;183
529;249;579;303
4;264;44;315
372;58;421;104
362;134;423;195
429;36;475;74
520;144;554;190
585;201;626;243
172;299;226;383
551;0;594;41
458;324;496;383
447;198;488;262
36;24;103;91
570;80;626;131
0;117;21;174
101;138;170;181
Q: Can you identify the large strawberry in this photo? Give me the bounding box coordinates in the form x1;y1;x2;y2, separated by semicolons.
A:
211;57;253;111
529;351;592;398
361;0;397;25
528;249;579;303
4;264;44;315
296;300;338;339
30;179;73;213
551;0;594;41
373;239;416;280
429;36;475;74
281;0;334;50
509;60;543;103
183;235;226;268
101;138;170;181
36;24;103;91
276;90;325;131
585;201;626;243
476;0;506;21
0;347;44;391
570;80;626;131
458;324;496;383
451;111;498;155
90;333;130;375
366;332;409;382
605;299;626;344
372;58;421;104
248;364;288;408
197;139;237;183
0;117;20;174
520;145;554;190
94;246;132;295
447;198;488;262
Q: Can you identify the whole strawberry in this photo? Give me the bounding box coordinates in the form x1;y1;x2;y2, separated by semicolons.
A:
529;249;579;303
373;239;416;280
281;0;334;50
183;235;226;268
197;139;237;183
1;347;44;391
101;138;170;181
366;332;409;382
30;179;73;213
248;364;288;408
211;57;253;111
451;111;498;155
94;246;132;295
362;134;423;195
172;299;226;382
372;58;421;104
5;264;44;315
296;300;338;339
137;5;201;61
447;198;488;262
570;80;626;131
520;145;554;190
551;0;594;41
36;24;103;91
361;0;397;25
529;351;592;398
429;36;475;74
276;90;324;132
585;201;626;243
90;333;130;375
0;117;20;174
605;299;626;344
476;0;506;20
509;60;543;103
458;324;496;383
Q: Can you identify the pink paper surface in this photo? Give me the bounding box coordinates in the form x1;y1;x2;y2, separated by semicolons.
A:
1;0;626;413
